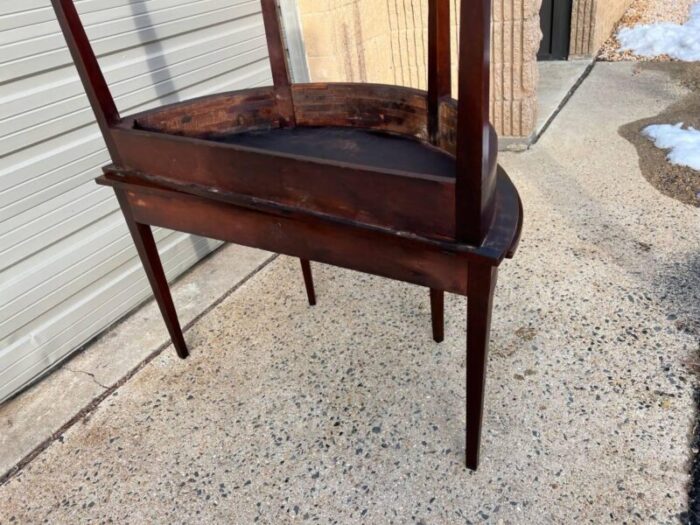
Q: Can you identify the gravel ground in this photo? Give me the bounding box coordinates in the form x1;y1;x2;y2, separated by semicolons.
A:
599;0;697;61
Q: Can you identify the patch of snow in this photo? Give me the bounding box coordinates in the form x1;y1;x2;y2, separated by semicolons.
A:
643;123;700;171
617;2;700;61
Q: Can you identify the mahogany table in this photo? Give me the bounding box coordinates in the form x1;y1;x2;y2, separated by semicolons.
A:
52;0;524;470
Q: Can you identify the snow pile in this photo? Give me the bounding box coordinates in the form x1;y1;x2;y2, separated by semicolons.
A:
643;123;700;171
617;2;700;61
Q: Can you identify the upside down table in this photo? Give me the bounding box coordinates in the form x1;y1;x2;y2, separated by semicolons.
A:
52;0;523;469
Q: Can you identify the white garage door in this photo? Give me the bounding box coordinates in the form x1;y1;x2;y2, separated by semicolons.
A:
0;0;279;403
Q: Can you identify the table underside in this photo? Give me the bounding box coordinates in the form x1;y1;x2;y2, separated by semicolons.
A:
216;126;456;178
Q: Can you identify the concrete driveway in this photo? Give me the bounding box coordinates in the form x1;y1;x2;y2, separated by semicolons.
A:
1;62;698;524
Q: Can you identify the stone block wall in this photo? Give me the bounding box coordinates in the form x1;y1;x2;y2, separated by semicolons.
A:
570;0;633;57
297;0;542;140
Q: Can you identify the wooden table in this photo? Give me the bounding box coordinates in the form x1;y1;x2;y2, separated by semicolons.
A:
52;0;524;470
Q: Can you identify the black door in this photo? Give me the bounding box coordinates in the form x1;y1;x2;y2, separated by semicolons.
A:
538;0;573;60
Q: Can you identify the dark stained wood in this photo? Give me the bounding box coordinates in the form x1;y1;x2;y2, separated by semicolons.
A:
134;87;281;137
427;0;451;144
99;175;472;296
506;191;525;259
300;259;316;306
292;83;429;140
260;0;295;126
429;288;445;343
130;83;432;141
219;126;455;178
465;263;498;469
109;125;457;240
115;190;189;359
101;165;520;265
455;0;495;245
51;0;121;162
53;0;524;470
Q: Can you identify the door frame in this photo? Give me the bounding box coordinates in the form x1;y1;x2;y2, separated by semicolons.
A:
538;0;573;60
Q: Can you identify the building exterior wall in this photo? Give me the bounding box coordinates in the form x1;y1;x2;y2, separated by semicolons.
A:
297;0;542;140
570;0;633;57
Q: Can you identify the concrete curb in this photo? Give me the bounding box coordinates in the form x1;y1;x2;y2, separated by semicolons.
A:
0;245;276;481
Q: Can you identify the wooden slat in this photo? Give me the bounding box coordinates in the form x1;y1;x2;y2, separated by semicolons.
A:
292;83;429;140
427;0;451;144
455;0;495;245
260;0;295;125
109;126;457;240
129;83;438;146
107;177;471;296
134;87;281;137
51;0;121;162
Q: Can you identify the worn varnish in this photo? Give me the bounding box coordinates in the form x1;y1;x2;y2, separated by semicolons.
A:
52;0;524;470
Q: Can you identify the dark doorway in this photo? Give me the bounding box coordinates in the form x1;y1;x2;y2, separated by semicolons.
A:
538;0;573;60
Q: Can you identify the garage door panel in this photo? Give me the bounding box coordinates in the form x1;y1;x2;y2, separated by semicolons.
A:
0;149;107;220
0;0;273;403
0;213;172;308
0;54;268;156
0;228;182;338
1;1;261;74
0;235;222;401
0;19;265;113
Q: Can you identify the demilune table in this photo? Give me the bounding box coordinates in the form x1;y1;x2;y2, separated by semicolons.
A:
52;0;524;469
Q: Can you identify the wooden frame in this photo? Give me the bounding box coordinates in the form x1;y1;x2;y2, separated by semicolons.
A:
52;0;523;469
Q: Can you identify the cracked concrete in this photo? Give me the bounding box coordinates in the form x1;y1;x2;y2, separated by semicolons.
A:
62;367;109;390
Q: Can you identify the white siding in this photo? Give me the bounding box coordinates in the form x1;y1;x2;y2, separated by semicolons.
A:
0;0;273;402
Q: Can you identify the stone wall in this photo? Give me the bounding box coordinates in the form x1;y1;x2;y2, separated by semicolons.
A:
297;0;542;141
570;0;633;57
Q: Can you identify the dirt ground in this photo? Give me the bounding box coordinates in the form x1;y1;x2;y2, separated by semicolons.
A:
599;0;697;61
619;62;700;207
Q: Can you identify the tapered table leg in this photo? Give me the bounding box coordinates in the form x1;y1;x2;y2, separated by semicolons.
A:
300;258;316;305
465;263;498;470
429;289;444;342
116;190;189;359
